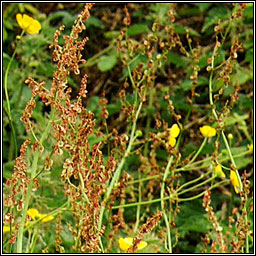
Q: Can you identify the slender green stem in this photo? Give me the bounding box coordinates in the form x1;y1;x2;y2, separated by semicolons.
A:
133;171;142;234
16;107;55;253
80;42;115;68
112;195;174;209
112;180;229;209
163;212;172;252
208;36;243;192
134;84;155;234
98;102;143;251
98;64;143;251
115;174;162;187
187;137;207;166
178;180;229;202
4;32;24;160
112;149;250;189
161;155;174;253
28;225;39;253
177;175;217;196
17;149;40;253
160;122;185;253
221;130;243;190
176;171;212;193
25;229;32;253
78;172;90;204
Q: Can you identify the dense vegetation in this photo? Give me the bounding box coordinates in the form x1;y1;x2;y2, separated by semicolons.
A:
3;3;253;253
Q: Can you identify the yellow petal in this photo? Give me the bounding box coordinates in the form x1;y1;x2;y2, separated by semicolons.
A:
3;225;11;234
200;125;216;137
16;14;24;29
119;237;133;251
27;208;39;220
168;135;176;147
247;144;253;152
170;124;180;138
22;14;34;28
16;13;41;34
230;171;240;194
26;19;41;34
16;14;33;29
39;214;54;223
214;165;225;178
138;241;147;250
118;237;147;251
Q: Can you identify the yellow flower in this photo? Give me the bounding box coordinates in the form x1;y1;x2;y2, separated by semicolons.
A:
168;124;180;147
247;144;253;152
200;125;216;137
230;171;241;194
16;13;41;34
137;241;147;250
27;208;40;220
228;133;233;140
27;208;54;223
38;214;54;223
3;225;13;234
214;165;225;178
118;237;147;251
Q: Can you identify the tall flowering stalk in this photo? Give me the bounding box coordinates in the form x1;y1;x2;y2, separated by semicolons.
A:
4;3;118;253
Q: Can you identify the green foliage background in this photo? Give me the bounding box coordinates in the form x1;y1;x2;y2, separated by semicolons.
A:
3;3;253;253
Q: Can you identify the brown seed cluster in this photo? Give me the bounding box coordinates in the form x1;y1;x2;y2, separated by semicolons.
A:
128;211;162;253
4;139;32;244
203;190;227;253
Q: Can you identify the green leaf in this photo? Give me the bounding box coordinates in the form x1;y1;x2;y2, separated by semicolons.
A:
38;62;55;77
224;113;249;126
3;52;19;70
235;157;252;169
145;106;156;116
243;4;253;19
221;146;252;169
237;94;253;109
104;30;120;39
173;25;200;37
88;134;104;148
176;201;210;233
194;3;212;13
201;143;215;155
61;225;74;247
85;16;105;28
3;26;8;42
179;7;200;16
183;143;197;157
230;146;248;155
166;52;189;68
120;55;148;80
172;94;191;111
198;53;212;69
126;24;150;36
245;48;253;63
178;76;208;92
97;55;117;72
107;101;122;116
231;67;253;86
156;149;168;161
202;7;230;33
23;3;40;15
3;161;15;180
